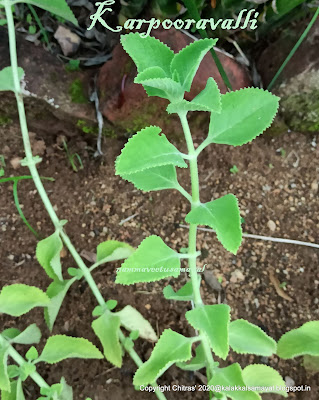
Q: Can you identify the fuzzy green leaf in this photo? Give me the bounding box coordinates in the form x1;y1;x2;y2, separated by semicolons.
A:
177;343;209;371
92;313;122;367
115;126;187;176
26;346;39;361
0;345;9;391
134;66;169;98
277;321;319;359
185;194;242;254
20;0;77;25
114;305;157;342
96;240;134;263
192;77;221;112
122;165;179;192
0;284;50;317
135;77;184;101
39;335;103;364
0;67;24;92
36;231;63;281
209;363;261;400
242;365;287;397
163;281;194;301
229;319;277;356
5;324;41;345
45;279;76;331
133;329;192;386
1;380;17;400
121;33;174;76
208;88;279;146
186;304;230;359
167;78;221;114
171;38;217;92
116;235;181;284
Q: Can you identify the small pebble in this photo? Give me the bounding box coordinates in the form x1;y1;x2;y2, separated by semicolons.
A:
267;220;276;232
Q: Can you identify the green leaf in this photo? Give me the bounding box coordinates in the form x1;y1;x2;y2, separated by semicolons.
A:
0;19;7;26
114;305;157;342
134;67;171;99
20;0;77;25
229;319;277;357
121;165;179;192
45;279;76;331
170;38;217;92
167;77;221;114
96;240;134;263
277;321;319;359
38;335;103;364
0;284;50;317
7;324;41;345
1;380;17;400
0;345;10;391
135;77;184;101
36;231;64;281
186;304;230;359
0;67;24;92
177;343;209;371
121;33;174;76
116;236;181;284
192;77;221;112
185;194;242;254
105;299;117;311
209;363;261;400
26;346;39;361
59;377;73;400
163;281;194;301
115;126;187;176
92;313;122;368
133;329;192;386
242;365;287;397
208;88;279;146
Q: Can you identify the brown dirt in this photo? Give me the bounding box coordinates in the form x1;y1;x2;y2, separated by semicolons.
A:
0;120;319;400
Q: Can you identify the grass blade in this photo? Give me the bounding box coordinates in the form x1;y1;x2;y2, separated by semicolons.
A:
268;7;319;90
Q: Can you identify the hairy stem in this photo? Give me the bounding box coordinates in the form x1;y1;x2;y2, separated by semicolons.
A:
179;112;217;379
0;334;49;390
4;3;165;398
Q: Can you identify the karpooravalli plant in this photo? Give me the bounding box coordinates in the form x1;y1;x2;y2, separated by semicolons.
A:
114;32;319;398
0;1;162;399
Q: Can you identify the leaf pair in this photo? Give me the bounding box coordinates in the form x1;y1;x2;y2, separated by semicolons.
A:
210;363;287;399
92;305;157;368
36;231;133;330
185;306;276;361
132;312;278;387
121;33;218;102
115;125;187;193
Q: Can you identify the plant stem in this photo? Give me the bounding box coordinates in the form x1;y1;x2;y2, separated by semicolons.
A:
4;3;165;398
267;7;319;90
178;112;217;379
0;334;50;390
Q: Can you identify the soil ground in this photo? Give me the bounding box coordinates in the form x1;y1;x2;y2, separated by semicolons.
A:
0;120;319;400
